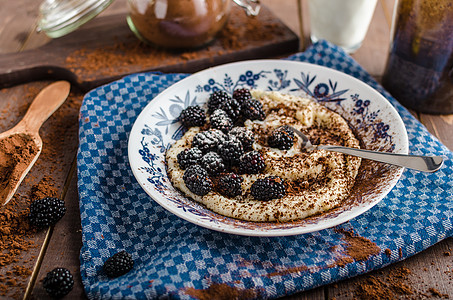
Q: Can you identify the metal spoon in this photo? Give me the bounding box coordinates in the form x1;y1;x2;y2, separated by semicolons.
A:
287;126;444;173
0;81;70;205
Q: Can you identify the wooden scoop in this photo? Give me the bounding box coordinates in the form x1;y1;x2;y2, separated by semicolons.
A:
0;81;70;206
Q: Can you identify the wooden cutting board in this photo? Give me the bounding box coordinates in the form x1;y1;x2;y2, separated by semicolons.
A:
0;5;299;92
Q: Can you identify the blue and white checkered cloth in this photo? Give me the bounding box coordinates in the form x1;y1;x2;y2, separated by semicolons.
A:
77;40;453;299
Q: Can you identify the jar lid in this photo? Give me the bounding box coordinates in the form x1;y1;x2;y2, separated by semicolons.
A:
37;0;114;38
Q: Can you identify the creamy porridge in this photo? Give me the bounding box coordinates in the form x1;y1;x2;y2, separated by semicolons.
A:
166;90;361;222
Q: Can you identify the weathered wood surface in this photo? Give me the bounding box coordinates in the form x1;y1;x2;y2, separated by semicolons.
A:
1;0;452;299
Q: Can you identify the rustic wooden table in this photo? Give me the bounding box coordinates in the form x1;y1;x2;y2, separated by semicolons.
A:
1;0;452;299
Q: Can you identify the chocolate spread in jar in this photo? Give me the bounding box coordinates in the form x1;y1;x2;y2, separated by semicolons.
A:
127;0;231;49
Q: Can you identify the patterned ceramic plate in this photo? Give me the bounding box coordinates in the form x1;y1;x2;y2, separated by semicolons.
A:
128;60;408;236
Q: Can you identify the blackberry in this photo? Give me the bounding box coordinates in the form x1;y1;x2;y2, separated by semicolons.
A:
103;250;134;278
179;105;206;128
242;98;266;121
177;147;203;169
43;267;74;298
217;173;243;198
219;97;241;121
229;127;255;151
183;165;213;196
208;90;231;113
218;137;244;166
232;88;252;105
251;176;286;201
192;129;227;153
209;109;233;133
239;151;265;174
268;125;296;150
28;197;66;228
200;152;226;175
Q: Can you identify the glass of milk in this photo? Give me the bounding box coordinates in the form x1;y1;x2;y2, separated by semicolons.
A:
308;0;378;53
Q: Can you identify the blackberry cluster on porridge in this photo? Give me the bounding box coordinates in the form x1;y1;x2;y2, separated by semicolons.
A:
166;88;361;222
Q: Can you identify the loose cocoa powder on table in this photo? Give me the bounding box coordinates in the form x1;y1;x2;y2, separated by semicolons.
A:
0;86;81;298
0;176;59;298
0;195;36;297
354;267;414;299
65;6;285;81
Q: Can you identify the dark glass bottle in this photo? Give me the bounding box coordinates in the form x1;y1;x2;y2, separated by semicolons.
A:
382;0;453;114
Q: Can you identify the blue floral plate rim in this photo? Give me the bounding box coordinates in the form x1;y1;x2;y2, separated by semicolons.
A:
127;59;408;237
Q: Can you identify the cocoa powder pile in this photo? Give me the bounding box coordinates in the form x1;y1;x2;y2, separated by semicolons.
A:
352;266;451;299
355;267;414;299
335;228;381;266
0;134;39;204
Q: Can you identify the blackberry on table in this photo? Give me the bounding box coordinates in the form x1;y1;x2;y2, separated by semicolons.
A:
242;98;266;121
200;152;226;175
43;267;74;298
192;129;227;153
229;127;255;151
210;109;233;133
177;147;203;169
103;250;134;278
268;125;296;150
28;197;66;228
208;90;231;113
251;176;286;201
218;136;244;166
232;88;252;105
179;105;206;128
219;97;241;121
183;164;213;196
239;150;265;174
217;173;243;198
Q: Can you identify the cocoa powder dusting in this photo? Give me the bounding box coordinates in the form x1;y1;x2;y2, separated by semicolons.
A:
0;85;82;298
64;6;285;81
184;283;257;300
428;287;449;298
0;134;39;204
352;264;452;299
30;175;59;200
0;175;60;297
0;195;36;297
335;228;381;263
355;267;414;299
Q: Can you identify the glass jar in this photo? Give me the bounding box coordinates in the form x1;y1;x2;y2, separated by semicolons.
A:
126;0;232;49
38;0;260;48
38;0;115;38
381;0;453;114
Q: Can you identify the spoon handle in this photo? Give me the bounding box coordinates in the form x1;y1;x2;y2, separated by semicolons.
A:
319;145;444;172
19;81;71;133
